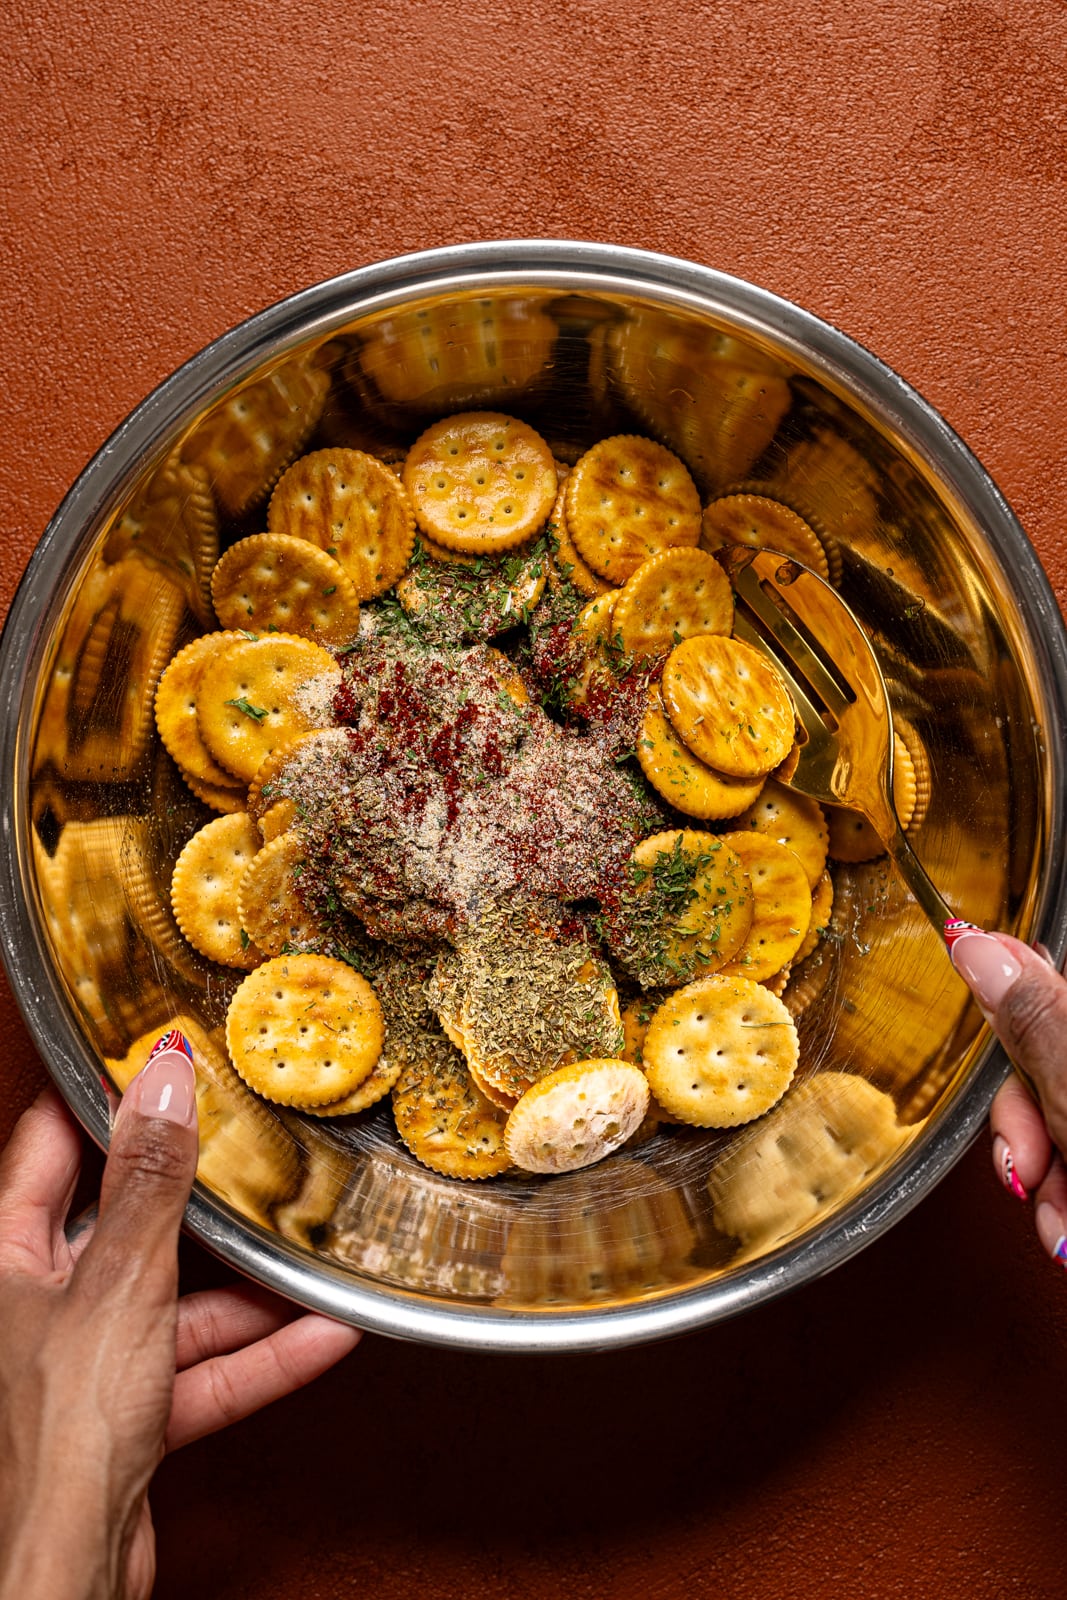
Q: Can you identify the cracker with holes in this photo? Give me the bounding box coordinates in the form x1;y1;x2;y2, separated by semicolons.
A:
504;1059;649;1174
662;634;795;778
170;812;264;969
391;1045;512;1180
637;683;766;820
304;1047;404;1117
700;494;830;580
197;633;340;784
403;411;557;555
237;830;321;957
604;829;753;989
268;448;415;599
211;533;360;647
716;832;812;982
613;547;733;659
564;435;701;585
734;779;828;889
226;953;384;1108
547;473;611;598
642;974;798;1128
155;631;251;789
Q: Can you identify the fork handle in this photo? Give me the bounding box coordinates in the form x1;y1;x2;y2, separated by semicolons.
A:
883;822;958;938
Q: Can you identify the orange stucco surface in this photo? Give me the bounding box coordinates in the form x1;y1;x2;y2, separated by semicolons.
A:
3;3;1067;1595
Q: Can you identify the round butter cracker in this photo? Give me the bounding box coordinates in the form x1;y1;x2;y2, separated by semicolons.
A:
700;493;830;580
226;953;384;1108
716;831;812;982
170;811;264;969
565;434;701;585
662;634;794;778
268;447;416;600
734;779;829;889
391;1047;512;1180
197;633;340;784
211;532;360;647
637;683;766;820
613;547;733;659
643;975;798;1128
403;411;556;555
605;828;753;989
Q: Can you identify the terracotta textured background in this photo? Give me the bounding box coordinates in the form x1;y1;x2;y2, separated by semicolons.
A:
4;1;1067;1595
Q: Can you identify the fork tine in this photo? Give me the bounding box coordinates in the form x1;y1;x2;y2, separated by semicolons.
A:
729;555;853;717
731;612;835;759
723;547;958;934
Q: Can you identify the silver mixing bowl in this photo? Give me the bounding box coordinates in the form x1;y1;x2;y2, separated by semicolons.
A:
3;241;1066;1351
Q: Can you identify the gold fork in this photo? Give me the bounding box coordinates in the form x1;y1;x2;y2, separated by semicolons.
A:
720;544;958;936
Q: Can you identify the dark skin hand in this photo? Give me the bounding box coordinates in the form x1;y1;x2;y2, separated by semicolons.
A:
952;930;1067;1261
0;1052;360;1600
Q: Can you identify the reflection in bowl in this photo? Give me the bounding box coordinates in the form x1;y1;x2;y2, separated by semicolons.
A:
4;242;1067;1351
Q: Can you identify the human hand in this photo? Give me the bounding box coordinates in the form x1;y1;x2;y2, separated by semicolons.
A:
0;1050;360;1600
950;928;1067;1265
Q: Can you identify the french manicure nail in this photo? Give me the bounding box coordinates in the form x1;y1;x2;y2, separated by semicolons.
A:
992;1134;1027;1200
127;1046;196;1126
948;930;1023;1014
1035;1202;1067;1267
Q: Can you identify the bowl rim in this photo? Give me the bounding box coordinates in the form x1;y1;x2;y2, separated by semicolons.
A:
4;238;1067;1352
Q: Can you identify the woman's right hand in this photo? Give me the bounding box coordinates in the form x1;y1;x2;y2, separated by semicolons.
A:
950;929;1067;1263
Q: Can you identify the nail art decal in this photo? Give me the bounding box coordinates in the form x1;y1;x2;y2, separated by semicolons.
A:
147;1028;194;1063
943;919;985;951
1001;1147;1027;1202
1053;1235;1067;1269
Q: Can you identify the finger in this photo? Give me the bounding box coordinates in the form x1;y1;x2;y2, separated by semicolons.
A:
950;932;1067;1153
165;1314;361;1451
175;1283;298;1371
1033;1151;1067;1268
0;1087;83;1271
989;1072;1053;1199
74;1046;198;1310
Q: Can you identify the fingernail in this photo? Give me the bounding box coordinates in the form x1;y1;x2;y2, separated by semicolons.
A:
147;1028;194;1063
992;1134;1027;1200
1036;1202;1067;1267
1033;942;1057;968
948;930;1023;1015
127;1046;196;1126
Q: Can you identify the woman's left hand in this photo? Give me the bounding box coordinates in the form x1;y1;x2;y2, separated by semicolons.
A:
0;1061;360;1600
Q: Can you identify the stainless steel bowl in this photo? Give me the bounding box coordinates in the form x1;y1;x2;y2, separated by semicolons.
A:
4;240;1067;1351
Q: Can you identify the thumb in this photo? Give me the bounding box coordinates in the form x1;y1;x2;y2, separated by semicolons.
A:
76;1037;199;1304
950;929;1067;1144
